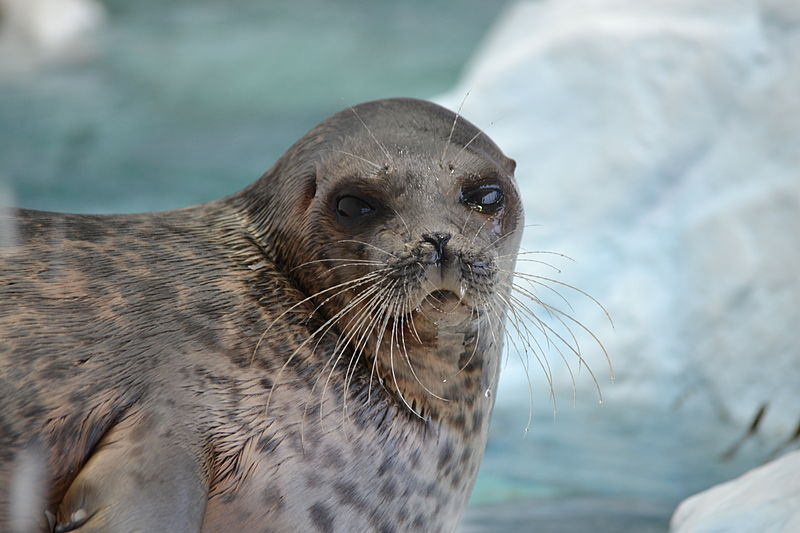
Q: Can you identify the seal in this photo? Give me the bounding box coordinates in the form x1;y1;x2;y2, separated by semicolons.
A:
0;97;522;532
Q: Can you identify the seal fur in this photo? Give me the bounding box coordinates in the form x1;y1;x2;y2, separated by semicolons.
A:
0;98;523;532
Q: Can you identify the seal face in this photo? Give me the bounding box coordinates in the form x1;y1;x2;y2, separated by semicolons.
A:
0;98;522;532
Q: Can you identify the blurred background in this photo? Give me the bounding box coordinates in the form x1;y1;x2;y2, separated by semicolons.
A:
1;0;798;531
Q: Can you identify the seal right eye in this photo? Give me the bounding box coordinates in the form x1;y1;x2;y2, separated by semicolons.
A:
460;184;504;214
336;195;374;219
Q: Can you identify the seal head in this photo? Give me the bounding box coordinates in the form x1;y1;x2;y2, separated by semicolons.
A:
239;97;522;419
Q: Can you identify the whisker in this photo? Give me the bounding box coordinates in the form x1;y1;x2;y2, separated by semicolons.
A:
491;293;557;406
251;269;389;368
387;292;426;419
469;216;493;247
441;90;470;165
397;303;450;402
291;258;384;271
497;249;576;263
349;106;394;165
336;239;398;258
453;301;484;376
502;290;605;402
452;130;482;162
495;268;575;314
534;298;614;383
485;297;538;430
514;273;614;330
317;282;394;430
264;273;389;413
331;149;383;170
299;280;390;439
340;281;399;420
367;280;401;405
388;207;412;239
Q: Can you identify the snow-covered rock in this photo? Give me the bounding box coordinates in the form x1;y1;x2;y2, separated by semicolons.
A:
439;0;800;438
670;449;800;532
0;0;105;71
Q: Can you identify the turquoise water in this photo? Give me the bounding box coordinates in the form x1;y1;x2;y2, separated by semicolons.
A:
0;0;508;213
464;401;772;532
0;1;778;531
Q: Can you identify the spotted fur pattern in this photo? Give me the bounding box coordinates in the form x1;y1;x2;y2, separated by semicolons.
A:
0;98;522;532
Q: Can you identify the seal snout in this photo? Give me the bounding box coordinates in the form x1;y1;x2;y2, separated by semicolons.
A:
421;232;452;265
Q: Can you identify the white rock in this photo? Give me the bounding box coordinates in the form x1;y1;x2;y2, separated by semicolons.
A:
0;0;105;70
439;0;800;437
670;450;800;533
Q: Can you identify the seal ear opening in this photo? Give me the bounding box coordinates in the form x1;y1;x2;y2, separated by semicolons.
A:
300;165;320;212
503;156;517;174
303;180;317;210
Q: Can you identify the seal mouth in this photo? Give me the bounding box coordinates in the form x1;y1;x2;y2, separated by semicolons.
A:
421;289;467;313
428;289;460;303
404;288;473;329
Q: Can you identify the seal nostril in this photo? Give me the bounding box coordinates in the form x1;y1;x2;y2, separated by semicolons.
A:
422;232;452;260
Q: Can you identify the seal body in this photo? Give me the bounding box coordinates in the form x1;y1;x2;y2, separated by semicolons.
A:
0;98;522;532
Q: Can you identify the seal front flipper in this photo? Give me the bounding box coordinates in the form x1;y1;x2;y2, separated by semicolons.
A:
55;412;208;532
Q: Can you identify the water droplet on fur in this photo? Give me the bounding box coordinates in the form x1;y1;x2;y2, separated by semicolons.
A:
442;379;447;383
415;306;421;313
458;283;466;299
484;388;492;398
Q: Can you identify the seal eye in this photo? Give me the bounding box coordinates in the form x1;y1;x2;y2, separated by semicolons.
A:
336;195;374;219
461;184;504;214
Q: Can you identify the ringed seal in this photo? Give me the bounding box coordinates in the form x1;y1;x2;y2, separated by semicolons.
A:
0;98;523;532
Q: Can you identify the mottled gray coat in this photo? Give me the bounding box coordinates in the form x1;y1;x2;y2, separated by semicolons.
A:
0;98;522;532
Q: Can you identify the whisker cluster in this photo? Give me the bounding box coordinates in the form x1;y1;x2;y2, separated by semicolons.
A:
255;236;611;436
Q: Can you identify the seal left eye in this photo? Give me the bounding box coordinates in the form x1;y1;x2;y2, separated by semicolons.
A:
336;195;374;219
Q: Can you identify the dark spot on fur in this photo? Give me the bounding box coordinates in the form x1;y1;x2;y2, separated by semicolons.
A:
263;484;284;512
471;409;484;430
130;414;155;442
64;216;109;242
41;359;71;380
322;445;345;470
424;482;436;497
257;434;280;454
437;441;453;470
377;455;393;477
379;479;397;500
452;413;466;431
459;448;471;464
334;481;365;510
409;448;421;469
21;402;46;420
309;502;335;533
305;472;323;489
